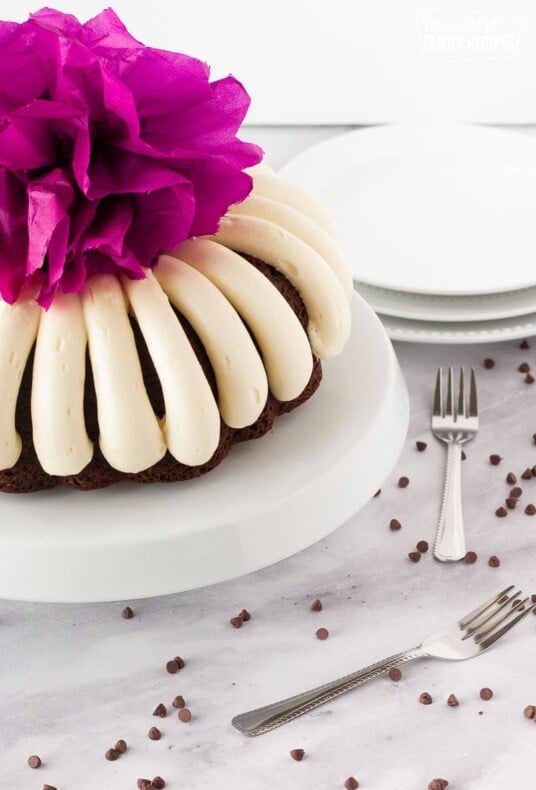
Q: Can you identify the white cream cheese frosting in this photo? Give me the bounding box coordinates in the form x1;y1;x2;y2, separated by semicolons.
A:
0;168;352;475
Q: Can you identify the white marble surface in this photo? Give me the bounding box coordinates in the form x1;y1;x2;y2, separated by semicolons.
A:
3;128;536;790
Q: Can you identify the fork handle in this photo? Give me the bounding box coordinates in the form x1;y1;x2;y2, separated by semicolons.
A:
435;439;466;561
232;647;424;736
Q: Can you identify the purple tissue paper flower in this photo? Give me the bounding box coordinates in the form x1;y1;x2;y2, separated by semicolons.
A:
0;7;262;306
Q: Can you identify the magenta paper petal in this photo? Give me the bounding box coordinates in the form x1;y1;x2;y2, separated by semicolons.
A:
0;7;263;305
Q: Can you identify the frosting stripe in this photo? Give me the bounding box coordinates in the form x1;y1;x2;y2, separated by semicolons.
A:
154;256;268;429
209;214;351;359
31;293;93;475
82;275;166;473
0;299;41;470
172;239;314;402
123;271;221;465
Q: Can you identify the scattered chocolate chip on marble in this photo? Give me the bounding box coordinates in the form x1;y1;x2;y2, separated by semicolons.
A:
532;465;536;476
153;703;167;718
464;551;477;564
178;708;192;723
374;489;381;497
42;785;58;790
105;748;120;761
311;598;323;612
419;692;433;705
483;358;495;369
148;726;162;741
230;616;243;629
525;504;536;515
511;599;521;607
389;518;402;531
488;555;500;568
344;778;359;789
388;667;402;681
461;450;466;460
172;695;185;709
114;739;127;754
175;656;185;669
408;551;421;563
27;755;42;769
137;780;152;790
152;778;166;789
416;540;429;554
316;627;329;640
519;362;530;373
506;471;517;484
495;506;507;518
398;476;410;488
498;594;508;603
510;486;522;498
520;339;530;349
165;658;182;674
447;694;459;707
416;441;428;452
239;608;251;622
531;594;536;603
480;687;493;700
525;373;535;384
524;705;536;720
290;748;305;762
522;468;533;480
428;780;449;790
506;497;517;509
121;606;134;619
489;454;502;465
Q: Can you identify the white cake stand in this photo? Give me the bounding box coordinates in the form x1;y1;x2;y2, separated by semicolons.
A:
0;294;409;602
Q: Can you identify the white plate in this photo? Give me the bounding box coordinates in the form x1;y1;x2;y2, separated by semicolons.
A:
354;281;536;322
280;124;536;296
0;294;408;603
380;310;536;344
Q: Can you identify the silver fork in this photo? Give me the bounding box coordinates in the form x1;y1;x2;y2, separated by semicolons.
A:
432;367;478;562
232;586;534;736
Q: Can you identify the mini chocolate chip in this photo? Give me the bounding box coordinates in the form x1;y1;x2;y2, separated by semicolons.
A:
290;748;305;762
483;358;495;369
489;454;502;465
495;506;507;517
480;687;493;700
525;373;535;384
373;489;381;497
519;362;530;373
532;465;536;476
488;555;500;568
464;551;477;564
419;692;432;705
230;616;243;628
121;606;134;619
148;727;161;740
344;779;359;790
172;695;185;709
137;781;152;790
416;540;429;553
524;705;536;719
153;703;167;718
174;656;185;669
531;594;536;603
447;694;459;707
239;608;251;622
152;778;166;789
506;472;517;484
510;486;522;498
416;441;427;452
525;504;536;515
506;497;517;509
520;339;530;349
166;659;179;674
178;708;192;722
27;755;42;769
316;627;329;640
498;595;508;603
389;518;402;531
311;598;323;611
43;786;58;790
428;781;449;790
522;467;533;480
461;450;466;460
388;667;402;681
105;748;120;761
114;739;127;754
408;551;421;563
398;476;409;488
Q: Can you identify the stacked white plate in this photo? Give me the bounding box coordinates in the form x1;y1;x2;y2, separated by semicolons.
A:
279;124;536;344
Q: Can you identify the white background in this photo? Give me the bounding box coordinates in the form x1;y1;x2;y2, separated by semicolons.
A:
5;0;536;124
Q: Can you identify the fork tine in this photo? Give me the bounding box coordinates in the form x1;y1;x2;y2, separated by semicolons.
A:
473;597;530;643
468;367;478;417
458;585;514;628
462;589;521;637
477;603;536;651
458;368;465;418
446;367;454;418
433;368;442;417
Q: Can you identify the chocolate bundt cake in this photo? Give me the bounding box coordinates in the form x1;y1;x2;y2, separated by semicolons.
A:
0;166;352;493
